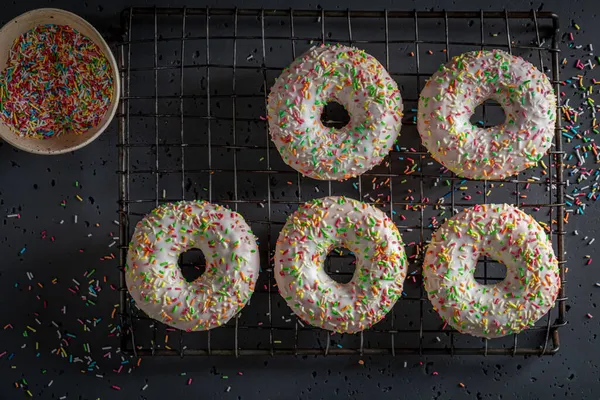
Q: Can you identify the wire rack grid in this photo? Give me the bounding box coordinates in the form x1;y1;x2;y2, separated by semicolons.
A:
116;7;567;357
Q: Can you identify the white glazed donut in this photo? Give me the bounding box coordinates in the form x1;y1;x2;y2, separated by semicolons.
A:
417;49;556;180
267;44;403;181
125;201;260;331
423;204;560;339
274;196;408;333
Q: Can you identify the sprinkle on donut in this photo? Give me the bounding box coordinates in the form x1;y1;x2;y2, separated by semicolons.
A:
125;201;260;331
418;49;556;180
267;44;403;181
274;196;408;333
423;204;560;339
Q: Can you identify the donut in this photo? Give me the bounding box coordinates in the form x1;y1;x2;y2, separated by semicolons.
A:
267;44;403;181
417;49;556;180
423;204;560;339
125;201;260;331
274;196;408;333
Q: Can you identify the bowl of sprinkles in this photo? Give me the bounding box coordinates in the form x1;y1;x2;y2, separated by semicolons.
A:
0;8;119;154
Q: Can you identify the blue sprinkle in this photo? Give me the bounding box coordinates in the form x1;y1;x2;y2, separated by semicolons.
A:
19;247;26;255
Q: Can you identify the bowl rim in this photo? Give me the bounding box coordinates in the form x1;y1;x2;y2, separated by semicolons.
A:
0;8;121;155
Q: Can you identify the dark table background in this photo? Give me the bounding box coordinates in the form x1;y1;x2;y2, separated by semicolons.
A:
0;0;598;399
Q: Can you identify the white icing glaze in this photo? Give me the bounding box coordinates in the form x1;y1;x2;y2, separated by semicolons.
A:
274;196;408;333
267;44;403;181
418;49;556;180
423;204;560;339
125;201;260;331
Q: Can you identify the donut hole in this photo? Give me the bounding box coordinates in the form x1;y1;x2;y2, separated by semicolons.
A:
321;101;351;129
325;247;356;284
474;260;507;285
469;99;506;128
178;249;206;283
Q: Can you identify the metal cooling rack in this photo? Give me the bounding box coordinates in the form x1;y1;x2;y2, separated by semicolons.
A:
117;8;567;356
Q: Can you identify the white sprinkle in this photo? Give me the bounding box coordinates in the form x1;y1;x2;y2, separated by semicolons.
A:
60;396;66;400
74;215;78;224
259;203;265;208
87;233;92;237
96;374;103;378
48;380;53;387
595;282;600;287
162;189;166;199
72;279;80;286
60;220;64;224
531;176;540;181
109;241;117;248
246;54;254;61
226;386;231;392
404;361;407;368
566;194;575;200
574;230;579;235
589;238;595;245
576;149;584;164
315;186;319;193
142;384;148;391
113;220;120;225
6;214;18;218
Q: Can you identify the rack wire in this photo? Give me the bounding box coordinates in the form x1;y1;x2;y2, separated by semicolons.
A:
117;8;567;356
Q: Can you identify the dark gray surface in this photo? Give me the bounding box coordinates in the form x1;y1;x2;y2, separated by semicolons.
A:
0;0;598;399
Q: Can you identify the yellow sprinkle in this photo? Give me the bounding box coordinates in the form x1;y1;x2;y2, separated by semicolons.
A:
76;195;83;201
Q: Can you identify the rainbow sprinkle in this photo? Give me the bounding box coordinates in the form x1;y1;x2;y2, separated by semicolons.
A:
0;24;114;139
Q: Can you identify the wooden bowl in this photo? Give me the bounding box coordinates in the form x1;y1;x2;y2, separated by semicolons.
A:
0;8;120;155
